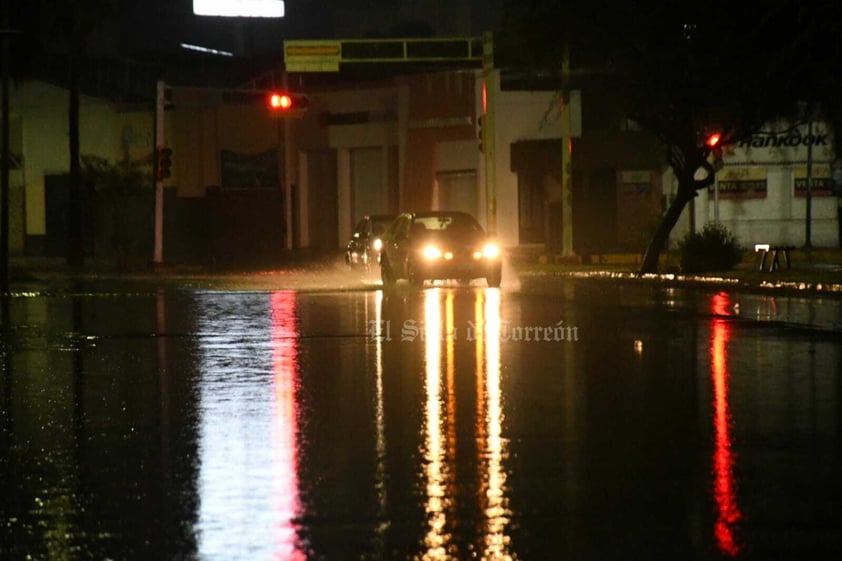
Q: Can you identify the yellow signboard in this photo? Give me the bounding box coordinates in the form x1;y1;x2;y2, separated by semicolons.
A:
793;164;833;197
283;37;482;72
286;44;341;57
284;40;342;72
714;167;767;199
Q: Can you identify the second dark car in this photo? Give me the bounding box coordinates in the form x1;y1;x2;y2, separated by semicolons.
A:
379;211;502;287
345;214;396;271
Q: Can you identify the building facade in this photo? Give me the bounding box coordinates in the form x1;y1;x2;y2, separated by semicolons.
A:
13;72;837;267
8;80;154;257
670;121;842;248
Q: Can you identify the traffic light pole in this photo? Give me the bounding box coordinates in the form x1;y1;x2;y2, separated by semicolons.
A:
153;80;165;266
1;7;11;294
482;32;496;234
805;119;813;248
282;71;294;249
560;47;574;258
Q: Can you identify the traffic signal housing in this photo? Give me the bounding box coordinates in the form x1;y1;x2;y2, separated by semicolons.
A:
156;147;172;182
477;114;485;152
705;132;724;170
267;91;309;115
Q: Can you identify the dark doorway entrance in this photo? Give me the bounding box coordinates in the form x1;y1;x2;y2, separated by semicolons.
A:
516;171;547;244
573;167;618;253
511;140;563;246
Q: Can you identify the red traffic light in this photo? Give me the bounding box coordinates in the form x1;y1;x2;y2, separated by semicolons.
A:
269;93;292;110
706;132;722;148
267;91;309;112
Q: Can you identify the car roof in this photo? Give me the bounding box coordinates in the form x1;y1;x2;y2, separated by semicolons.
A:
410;211;476;219
366;214;397;221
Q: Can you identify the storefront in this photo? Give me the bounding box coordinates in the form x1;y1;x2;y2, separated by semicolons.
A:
673;121;841;248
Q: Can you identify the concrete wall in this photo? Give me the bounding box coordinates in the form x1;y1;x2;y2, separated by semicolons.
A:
11;80;154;252
170;88;278;197
296;86;400;246
488;70;573;247
400;72;476;215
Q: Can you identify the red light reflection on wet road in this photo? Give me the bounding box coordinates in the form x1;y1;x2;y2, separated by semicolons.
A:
710;293;742;557
270;291;305;561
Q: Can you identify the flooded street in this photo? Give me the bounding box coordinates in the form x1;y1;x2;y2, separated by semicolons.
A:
2;277;841;560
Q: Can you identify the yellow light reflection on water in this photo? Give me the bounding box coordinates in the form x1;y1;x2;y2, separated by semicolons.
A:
480;288;514;561
422;288;451;560
418;287;515;560
374;290;388;532
445;291;457;483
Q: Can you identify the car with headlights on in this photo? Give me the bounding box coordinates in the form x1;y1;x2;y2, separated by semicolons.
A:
379;211;502;287
345;214;396;271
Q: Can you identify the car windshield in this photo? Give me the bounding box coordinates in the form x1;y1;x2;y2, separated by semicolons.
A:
413;214;482;234
371;217;393;237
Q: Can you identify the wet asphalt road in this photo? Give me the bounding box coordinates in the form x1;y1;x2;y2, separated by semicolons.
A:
1;271;841;561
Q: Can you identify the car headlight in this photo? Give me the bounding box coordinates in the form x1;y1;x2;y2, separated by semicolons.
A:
422;245;443;260
372;238;383;251
482;243;501;259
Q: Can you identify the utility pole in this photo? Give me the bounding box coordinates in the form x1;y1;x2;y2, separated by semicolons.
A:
282;70;294;249
153;80;166;266
560;47;574;257
1;2;13;293
482;31;496;234
805;119;813;248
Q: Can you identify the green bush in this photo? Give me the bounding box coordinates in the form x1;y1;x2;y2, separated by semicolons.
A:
678;223;743;273
82;155;153;267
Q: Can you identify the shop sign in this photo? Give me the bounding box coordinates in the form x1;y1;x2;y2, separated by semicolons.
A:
793;164;834;197
620;170;653;196
711;167;767;199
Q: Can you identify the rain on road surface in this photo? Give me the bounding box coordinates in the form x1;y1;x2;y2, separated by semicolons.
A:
1;274;841;561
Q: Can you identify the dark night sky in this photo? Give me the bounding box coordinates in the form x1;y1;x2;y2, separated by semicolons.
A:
8;0;501;88
110;0;501;58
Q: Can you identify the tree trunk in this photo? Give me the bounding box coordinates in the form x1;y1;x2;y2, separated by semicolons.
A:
67;52;83;268
639;184;694;274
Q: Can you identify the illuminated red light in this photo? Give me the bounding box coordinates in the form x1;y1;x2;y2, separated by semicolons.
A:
706;132;722;148
269;93;292;110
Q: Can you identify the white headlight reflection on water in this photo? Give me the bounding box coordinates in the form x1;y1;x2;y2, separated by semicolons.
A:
480;288;514;561
195;291;305;561
419;288;514;561
422;288;449;560
373;290;388;540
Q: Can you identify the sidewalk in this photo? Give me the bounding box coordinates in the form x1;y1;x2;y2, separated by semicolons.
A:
514;247;842;295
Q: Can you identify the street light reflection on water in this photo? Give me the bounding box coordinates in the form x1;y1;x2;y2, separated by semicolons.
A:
193;287;515;561
3;280;842;561
195;291;306;561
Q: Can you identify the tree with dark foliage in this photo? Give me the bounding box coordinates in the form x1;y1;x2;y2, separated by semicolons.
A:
500;1;842;272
